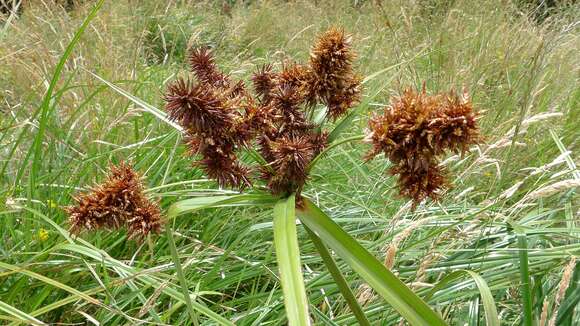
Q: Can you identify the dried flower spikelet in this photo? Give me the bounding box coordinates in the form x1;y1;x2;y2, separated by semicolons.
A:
197;141;252;189
164;78;236;136
310;27;355;79
66;162;162;239
433;90;480;154
366;87;480;205
308;27;361;119
127;201;163;240
252;64;277;102
266;134;316;195
188;47;230;89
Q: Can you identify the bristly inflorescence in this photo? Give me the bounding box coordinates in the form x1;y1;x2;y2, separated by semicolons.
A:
66;162;162;240
164;28;362;196
365;86;480;205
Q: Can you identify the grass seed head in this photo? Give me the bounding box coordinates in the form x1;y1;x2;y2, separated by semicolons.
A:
164;78;237;137
366;87;481;205
66;162;162;240
189;47;230;88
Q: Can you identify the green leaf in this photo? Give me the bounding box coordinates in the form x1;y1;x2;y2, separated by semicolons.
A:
86;70;183;131
517;234;533;326
297;198;446;326
167;193;276;218
20;206;233;326
0;299;47;326
426;270;500;326
30;0;106;197
273;195;311;326
166;225;200;325
305;226;371;326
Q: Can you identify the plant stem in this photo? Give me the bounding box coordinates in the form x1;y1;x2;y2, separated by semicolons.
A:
517;233;533;326
166;226;199;326
305;225;371;326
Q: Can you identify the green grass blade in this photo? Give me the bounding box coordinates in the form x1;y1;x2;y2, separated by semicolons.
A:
30;0;105;195
426;270;499;326
517;234;533;326
273;195;311;326
0;261;102;307
0;300;46;326
167;193;276;218
86;70;183;131
297;198;446;326
166;225;199;326
305;226;371;326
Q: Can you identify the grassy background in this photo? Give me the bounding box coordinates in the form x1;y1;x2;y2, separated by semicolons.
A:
0;0;578;325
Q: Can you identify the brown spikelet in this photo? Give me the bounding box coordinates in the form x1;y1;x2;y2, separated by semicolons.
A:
307;27;362;119
366;87;480;205
188;47;230;88
266;134;316;195
310;27;355;78
66;162;162;240
163;78;236;136
252;64;277;102
324;74;362;120
198;143;252;189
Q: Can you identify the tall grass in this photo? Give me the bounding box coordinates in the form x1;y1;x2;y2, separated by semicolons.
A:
0;0;578;325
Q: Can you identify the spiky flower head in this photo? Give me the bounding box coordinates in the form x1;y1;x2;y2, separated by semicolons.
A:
189;47;230;88
366;86;481;205
252;64;277;102
66;162;162;240
307;27;362;119
266;134;316;195
164;78;237;137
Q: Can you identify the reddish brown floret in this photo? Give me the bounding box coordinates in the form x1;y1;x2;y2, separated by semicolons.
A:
189;47;230;89
366;87;481;205
198;142;252;189
164;78;237;136
390;162;448;204
252;64;277;102
164;27;362;195
307;27;362;119
66;163;163;240
266;134;316;195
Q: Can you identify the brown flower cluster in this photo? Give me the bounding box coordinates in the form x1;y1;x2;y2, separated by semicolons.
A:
365;87;480;205
67;162;162;240
164;28;361;196
164;48;258;189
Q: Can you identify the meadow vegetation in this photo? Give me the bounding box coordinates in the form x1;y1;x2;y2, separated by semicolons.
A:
0;0;578;325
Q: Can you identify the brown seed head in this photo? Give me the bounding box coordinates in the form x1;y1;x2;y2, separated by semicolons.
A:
307;27;361;119
266;134;318;195
252;64;277;102
189;47;230;88
366;87;481;205
164;78;237;137
66;162;163;240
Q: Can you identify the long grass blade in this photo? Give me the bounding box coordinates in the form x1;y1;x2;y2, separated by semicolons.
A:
30;0;106;195
297;198;446;326
273;195;311;326
0;300;46;326
305;226;370;326
426;270;500;326
517;233;534;326
166;225;199;325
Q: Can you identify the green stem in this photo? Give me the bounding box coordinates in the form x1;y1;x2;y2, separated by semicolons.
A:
166;226;199;326
305;226;371;326
517;233;533;326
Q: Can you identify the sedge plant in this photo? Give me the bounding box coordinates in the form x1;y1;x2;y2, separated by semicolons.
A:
67;27;481;325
